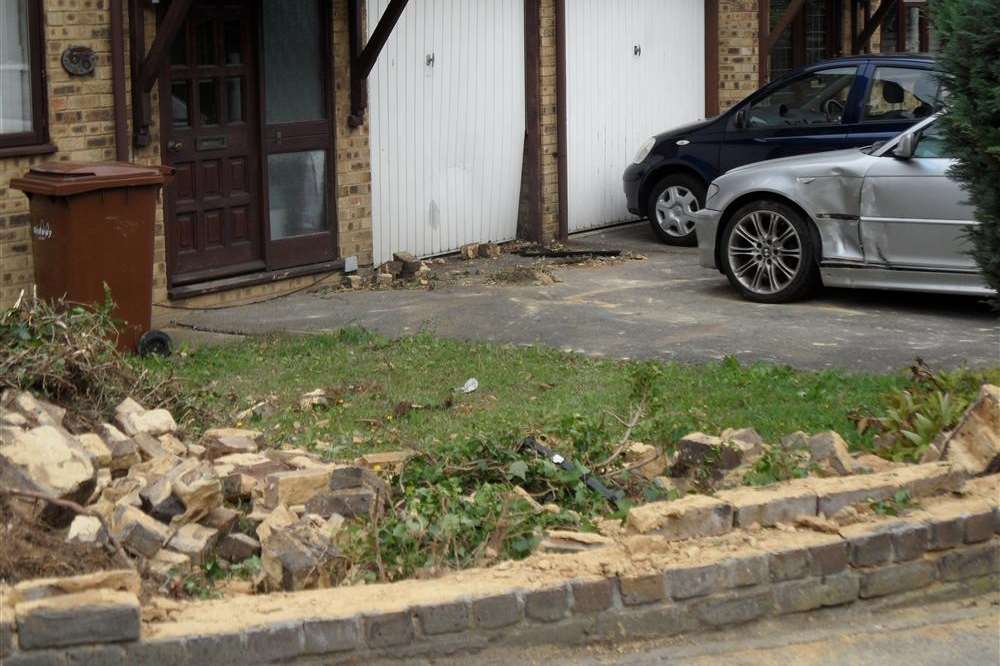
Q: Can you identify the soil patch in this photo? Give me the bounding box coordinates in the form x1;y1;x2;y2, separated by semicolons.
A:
0;498;117;584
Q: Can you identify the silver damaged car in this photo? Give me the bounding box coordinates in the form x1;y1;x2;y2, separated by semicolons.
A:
694;115;994;303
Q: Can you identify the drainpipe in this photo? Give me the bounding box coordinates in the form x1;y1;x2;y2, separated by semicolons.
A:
110;0;129;162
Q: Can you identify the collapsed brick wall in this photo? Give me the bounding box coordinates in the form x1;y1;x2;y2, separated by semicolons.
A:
0;0;373;312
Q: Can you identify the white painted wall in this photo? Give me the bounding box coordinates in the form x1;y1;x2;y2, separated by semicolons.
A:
565;0;706;232
367;0;526;265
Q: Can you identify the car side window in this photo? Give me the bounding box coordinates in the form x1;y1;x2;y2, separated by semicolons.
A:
745;67;858;129
863;67;941;123
912;122;951;158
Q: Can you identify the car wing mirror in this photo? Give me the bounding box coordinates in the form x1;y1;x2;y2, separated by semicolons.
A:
893;132;917;160
734;107;748;129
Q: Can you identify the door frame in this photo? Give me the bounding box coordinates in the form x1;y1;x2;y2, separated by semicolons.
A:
158;0;340;289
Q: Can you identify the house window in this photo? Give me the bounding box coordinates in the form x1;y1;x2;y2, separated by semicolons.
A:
0;0;49;152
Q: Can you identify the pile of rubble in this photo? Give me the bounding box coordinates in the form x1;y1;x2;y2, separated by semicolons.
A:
0;390;396;593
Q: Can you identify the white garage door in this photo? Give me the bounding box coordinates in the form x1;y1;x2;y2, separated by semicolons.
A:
565;0;706;233
367;0;526;265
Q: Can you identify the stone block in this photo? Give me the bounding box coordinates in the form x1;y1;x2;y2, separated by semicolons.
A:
936;542;999;582
524;586;569;622
77;433;112;467
302;617;360;655
305;488;377;518
769;546;811;582
890;523;930;561
724;553;769;588
1;426;96;520
809;540;850;576
167;523;219;565
12;570;140;604
807;431;855;475
67;515;105;544
264;468;332;509
964;510;995;543
718;485;817;528
940;384;999;475
672;432;742;474
619;573;666;606
201;506;239;535
774;572;859;614
842;523;894;567
217;533;260;562
200;428;263;460
859;560;937;598
183;632;244;665
15;590;140;649
472;594;521;629
124;638;188;665
244;621;304;663
118;409;176;438
570;579;615;613
665;564;725;600
626;495;733;539
112;505;169;558
812;475;896;516
364;612;413;648
416;601;471;635
691;588;773;627
64;645;125;666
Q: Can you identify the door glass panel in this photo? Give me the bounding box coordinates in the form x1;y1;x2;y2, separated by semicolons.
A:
262;0;325;123
195;20;215;65
170;32;187;66
225;77;243;123
268;151;328;239
863;67;941;122
747;67;857;129
171;81;191;127
223;20;242;65
913;122;950;159
199;79;219;125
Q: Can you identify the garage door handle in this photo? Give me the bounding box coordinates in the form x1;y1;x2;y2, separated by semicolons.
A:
634;44;642;56
167;140;183;152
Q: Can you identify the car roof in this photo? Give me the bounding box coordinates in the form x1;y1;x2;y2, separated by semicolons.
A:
810;53;936;67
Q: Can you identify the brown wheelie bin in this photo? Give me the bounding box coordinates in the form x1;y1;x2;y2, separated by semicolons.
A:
11;161;174;354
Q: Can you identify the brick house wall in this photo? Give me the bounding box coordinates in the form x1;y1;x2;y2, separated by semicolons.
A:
718;0;763;112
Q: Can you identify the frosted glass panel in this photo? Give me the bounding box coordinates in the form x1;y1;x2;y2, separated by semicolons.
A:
262;0;325;124
268;151;328;239
0;0;33;134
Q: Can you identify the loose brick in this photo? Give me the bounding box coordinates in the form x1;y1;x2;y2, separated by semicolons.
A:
841;523;894;567
812;475;896;516
619;573;666;606
364;611;414;648
859;560;937;598
472;594;521;629
665;564;725;600
936;542;999;582
524;586;570;622
626;495;733;540
570;579;615;613
893;462;965;497
415;601;470;635
15;590;140;650
301;617;361;655
809;541;849;576
718;485;817;527
890;523;930;561
244;621;304;662
769;547;811;582
691;588;773;627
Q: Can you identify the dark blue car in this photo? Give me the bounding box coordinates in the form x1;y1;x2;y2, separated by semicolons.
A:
624;54;941;246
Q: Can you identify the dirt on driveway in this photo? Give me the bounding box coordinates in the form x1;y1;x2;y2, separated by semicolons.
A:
165;223;998;372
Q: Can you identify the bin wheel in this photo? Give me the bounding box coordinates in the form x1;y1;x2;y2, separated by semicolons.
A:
138;330;172;357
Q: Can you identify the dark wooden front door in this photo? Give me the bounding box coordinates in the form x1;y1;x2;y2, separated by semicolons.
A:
162;1;264;285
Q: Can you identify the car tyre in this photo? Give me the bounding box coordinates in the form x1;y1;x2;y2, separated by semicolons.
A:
719;200;819;303
646;174;705;247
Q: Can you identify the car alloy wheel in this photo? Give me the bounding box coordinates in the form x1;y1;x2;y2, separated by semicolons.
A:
655;185;701;238
726;209;803;296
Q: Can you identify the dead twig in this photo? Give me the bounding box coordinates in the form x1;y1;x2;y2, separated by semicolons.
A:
596;399;646;470
0;487;134;570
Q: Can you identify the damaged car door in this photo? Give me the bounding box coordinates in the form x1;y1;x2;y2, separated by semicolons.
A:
860;121;977;272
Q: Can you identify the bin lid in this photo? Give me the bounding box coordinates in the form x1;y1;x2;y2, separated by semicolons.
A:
10;161;174;197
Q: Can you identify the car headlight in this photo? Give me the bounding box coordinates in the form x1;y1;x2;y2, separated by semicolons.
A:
706;183;720;203
633;137;656;164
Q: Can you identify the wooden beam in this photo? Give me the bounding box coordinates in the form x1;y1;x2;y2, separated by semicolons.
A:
348;0;410;127
138;0;193;94
856;0;894;52
357;0;410;77
764;0;807;54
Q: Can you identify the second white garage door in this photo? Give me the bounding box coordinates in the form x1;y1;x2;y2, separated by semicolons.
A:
565;0;706;233
367;0;526;265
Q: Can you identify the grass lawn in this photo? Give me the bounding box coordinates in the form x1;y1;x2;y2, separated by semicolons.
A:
151;328;944;458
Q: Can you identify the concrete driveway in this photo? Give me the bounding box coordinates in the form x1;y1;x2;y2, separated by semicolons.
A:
170;223;998;372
